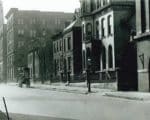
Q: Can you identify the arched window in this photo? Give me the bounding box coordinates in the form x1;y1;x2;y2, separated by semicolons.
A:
102;46;106;69
108;45;113;68
82;24;85;40
86;47;91;58
101;18;105;38
86;23;92;36
96;21;99;39
107;15;112;35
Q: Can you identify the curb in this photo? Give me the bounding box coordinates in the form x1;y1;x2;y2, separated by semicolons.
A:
104;93;144;101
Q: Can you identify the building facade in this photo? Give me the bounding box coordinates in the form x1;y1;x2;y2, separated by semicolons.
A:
6;8;73;82
0;25;7;82
80;0;135;90
53;19;82;82
134;0;150;92
0;1;7;82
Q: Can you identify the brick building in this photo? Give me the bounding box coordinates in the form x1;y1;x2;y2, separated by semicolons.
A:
0;0;7;82
53;19;82;82
134;0;150;92
80;0;135;90
6;8;73;82
0;24;7;82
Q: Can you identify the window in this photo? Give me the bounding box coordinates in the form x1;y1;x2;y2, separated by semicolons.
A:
57;41;59;52
60;40;62;51
141;0;146;33
54;43;56;53
18;29;24;36
103;0;107;6
18;41;24;48
96;21;99;39
30;19;36;24
82;24;85;40
86;23;92;37
97;0;100;9
101;18;105;38
67;37;71;50
64;39;66;52
108;45;113;68
68;57;71;70
108;15;112;35
86;47;91;59
102;46;106;69
30;30;36;37
18;19;24;24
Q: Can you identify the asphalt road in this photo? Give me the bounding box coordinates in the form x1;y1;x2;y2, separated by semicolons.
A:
0;84;150;120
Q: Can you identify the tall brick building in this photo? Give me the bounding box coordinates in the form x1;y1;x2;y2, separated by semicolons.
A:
80;0;135;90
134;0;150;92
0;0;7;82
6;8;73;82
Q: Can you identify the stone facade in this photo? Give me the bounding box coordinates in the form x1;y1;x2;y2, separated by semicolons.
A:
80;0;135;90
134;0;150;92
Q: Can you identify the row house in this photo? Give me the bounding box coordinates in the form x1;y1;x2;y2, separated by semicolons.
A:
53;19;82;82
80;0;135;90
134;0;150;92
5;8;73;82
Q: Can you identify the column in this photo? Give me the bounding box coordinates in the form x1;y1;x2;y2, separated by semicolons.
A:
136;0;142;34
145;0;150;32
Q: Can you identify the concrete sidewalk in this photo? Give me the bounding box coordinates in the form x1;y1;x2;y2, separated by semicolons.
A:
31;82;113;94
7;82;150;101
104;91;150;101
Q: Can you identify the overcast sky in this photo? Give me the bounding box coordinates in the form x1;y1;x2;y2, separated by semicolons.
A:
2;0;80;16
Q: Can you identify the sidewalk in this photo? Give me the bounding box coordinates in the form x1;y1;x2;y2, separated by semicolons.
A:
7;82;150;101
31;82;113;94
104;91;150;101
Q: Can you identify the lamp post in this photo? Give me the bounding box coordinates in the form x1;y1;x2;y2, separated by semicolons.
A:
87;57;91;92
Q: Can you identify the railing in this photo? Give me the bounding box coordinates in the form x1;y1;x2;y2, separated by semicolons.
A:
99;69;119;83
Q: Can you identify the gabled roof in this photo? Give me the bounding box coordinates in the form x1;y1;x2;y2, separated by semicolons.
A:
63;19;81;34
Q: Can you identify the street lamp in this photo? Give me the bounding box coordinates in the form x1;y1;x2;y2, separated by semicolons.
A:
87;57;91;93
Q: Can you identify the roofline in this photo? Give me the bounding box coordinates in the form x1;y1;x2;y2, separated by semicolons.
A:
6;8;74;19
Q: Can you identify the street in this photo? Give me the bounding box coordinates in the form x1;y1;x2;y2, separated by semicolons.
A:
0;84;150;120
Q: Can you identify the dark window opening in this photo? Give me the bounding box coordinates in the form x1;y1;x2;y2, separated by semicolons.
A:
68;57;71;71
67;37;71;50
86;23;92;36
141;0;146;33
108;45;113;68
101;19;105;38
102;46;106;69
96;21;99;39
97;0;100;8
108;15;112;35
64;39;66;52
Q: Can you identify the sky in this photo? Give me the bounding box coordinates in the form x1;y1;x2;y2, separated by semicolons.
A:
2;0;80;16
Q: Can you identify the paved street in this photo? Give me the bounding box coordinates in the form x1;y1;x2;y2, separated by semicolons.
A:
0;84;150;120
